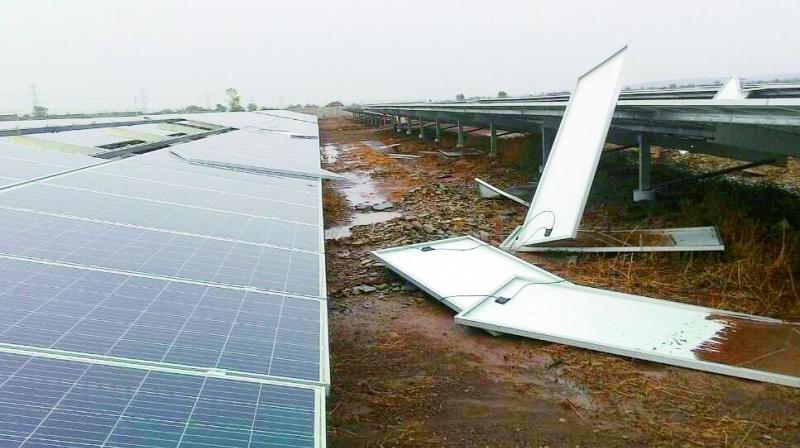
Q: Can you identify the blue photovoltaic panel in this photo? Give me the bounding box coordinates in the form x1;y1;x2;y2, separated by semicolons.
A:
0;352;320;447
171;130;322;176
0;208;321;297
0;111;328;447
102;156;322;208
0;141;100;188
45;172;322;230
0;258;323;382
0;182;321;253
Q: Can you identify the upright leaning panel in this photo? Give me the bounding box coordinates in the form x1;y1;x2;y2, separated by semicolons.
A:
511;47;628;249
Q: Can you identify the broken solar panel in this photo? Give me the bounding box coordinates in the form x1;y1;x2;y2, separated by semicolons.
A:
0;352;325;447
371;236;561;312
474;178;530;207
511;47;628;249
501;226;725;253
455;276;800;387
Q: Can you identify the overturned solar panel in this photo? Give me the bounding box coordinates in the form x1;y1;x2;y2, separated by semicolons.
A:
714;77;748;100
371;236;561;312
455;276;800;387
510;47;628;250
501;226;725;253
475;178;530;207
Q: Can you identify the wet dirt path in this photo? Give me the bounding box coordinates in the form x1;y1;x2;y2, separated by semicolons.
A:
320;118;800;447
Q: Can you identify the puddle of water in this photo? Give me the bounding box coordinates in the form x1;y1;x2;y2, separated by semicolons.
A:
326;170;403;240
323;144;340;163
325;211;402;239
337;171;388;208
361;140;399;153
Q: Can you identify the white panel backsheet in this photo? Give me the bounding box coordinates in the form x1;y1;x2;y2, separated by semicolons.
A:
371;236;562;312
512;47;627;249
714;77;748;100
456;276;800;387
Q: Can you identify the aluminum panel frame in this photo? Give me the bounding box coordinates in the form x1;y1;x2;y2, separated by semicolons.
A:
456;276;800;388
371;236;561;312
511;47;628;250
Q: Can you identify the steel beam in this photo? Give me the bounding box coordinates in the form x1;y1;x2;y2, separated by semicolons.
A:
463;126;486;134
489;123;497;155
540;126;556;172
634;134;654;202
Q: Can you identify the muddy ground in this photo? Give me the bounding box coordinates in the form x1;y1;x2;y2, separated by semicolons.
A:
320;117;800;447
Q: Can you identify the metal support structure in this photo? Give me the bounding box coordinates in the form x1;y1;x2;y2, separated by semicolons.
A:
457;121;464;148
489;123;497;155
463;127;486;134
540;126;556;173
434;120;441;143
633;134;654;202
650;159;775;192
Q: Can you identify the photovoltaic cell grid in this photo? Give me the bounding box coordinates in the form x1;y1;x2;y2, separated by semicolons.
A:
0;352;318;447
0;111;328;446
0;183;321;254
116;154;322;208
0;208;321;297
47;172;321;228
0;258;323;382
0;141;100;188
171;130;321;177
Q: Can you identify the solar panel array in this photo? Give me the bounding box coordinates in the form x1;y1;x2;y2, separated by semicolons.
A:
0;111;328;447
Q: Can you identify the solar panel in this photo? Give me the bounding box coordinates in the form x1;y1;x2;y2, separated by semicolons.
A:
0;208;322;297
20;128;132;147
0;352;323;447
0;257;324;382
0;141;101;188
170;130;322;177
46;171;321;227
0;111;329;446
0;183;321;253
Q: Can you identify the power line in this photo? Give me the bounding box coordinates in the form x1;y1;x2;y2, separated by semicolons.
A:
139;88;147;113
29;83;39;110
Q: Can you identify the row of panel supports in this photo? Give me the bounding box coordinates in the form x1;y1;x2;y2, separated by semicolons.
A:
351;112;657;202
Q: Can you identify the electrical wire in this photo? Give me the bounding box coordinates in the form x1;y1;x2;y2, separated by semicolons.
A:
512;209;557;244
419;241;490;252
439;279;567;304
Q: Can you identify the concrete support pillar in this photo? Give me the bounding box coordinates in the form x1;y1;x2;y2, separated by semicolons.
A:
456;121;464;148
489;123;497;156
634;133;655;202
418;119;425;139
395;116;401;133
434;120;441;143
406;117;413;135
540;126;556;173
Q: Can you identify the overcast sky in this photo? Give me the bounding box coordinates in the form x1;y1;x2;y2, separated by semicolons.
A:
1;0;799;113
